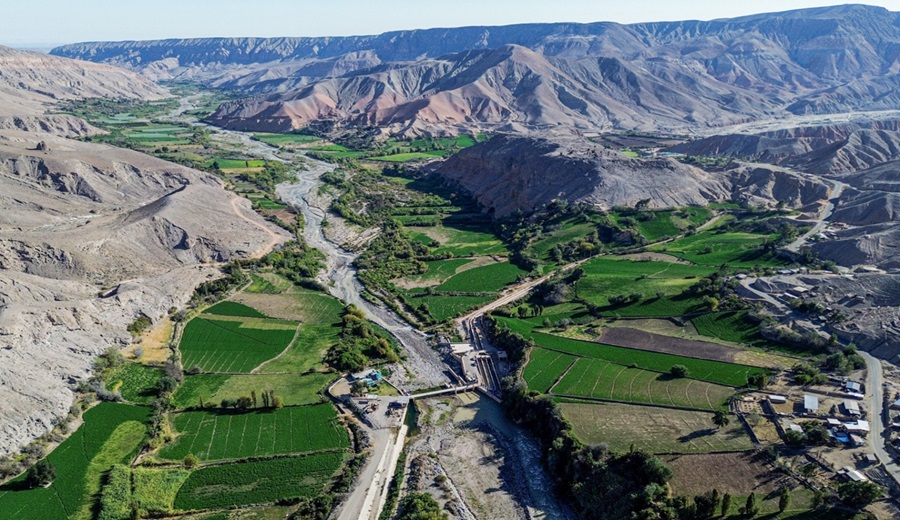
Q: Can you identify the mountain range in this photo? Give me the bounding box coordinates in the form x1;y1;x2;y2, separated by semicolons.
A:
53;4;900;135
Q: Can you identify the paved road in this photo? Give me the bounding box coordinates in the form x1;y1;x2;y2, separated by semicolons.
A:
334;428;393;520
861;351;900;488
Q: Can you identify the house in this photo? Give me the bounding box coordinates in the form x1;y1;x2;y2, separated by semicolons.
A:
350;369;383;386
850;435;866;447
804;394;820;415
865;453;878;465
827;418;842;428
846;420;870;436
845;381;862;393
789;424;804;433
768;394;787;404
839;466;869;482
843;400;861;417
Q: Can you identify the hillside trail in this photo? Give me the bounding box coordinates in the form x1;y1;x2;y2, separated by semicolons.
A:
228;196;282;259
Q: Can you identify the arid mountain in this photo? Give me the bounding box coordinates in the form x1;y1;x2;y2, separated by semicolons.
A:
670;120;900;175
0;131;289;456
435;134;833;218
53;5;900;135
0;45;166;137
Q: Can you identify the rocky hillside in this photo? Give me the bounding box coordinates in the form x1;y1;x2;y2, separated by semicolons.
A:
0;45;166;138
434;135;731;216
670;120;900;175
53;5;900;134
0;131;288;456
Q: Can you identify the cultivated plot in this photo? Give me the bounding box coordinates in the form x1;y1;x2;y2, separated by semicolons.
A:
523;348;576;393
173;452;344;510
158;404;348;461
551;358;733;411
179;316;297;373
560;401;752;454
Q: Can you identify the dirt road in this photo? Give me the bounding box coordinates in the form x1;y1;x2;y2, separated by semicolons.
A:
862;352;900;487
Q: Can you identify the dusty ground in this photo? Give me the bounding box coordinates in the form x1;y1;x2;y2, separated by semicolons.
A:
663;451;793;496
124;315;174;364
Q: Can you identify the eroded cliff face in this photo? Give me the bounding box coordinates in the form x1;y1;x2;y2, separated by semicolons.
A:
0;131;289;456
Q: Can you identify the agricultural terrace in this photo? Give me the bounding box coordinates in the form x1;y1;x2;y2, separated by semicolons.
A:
575;256;714;316
171;372;334;409
560;401;753;454
100;466;190;518
406;226;509;257
0;403;150;520
203;301;270;318
549;355;734;410
523;348;577;393
434;262;526;293
173;451;344;510
252;133;322;147
611;207;713;242
159;404;348;461
178;314;298;373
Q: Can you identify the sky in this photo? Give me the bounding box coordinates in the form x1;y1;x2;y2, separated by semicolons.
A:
3;0;900;48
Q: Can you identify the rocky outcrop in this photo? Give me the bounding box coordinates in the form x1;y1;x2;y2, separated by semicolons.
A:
0;131;290;455
434;135;731;216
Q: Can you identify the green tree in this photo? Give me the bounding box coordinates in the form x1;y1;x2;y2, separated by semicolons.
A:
721;493;731;516
742;492;759;516
156;375;178;395
712;410;730;429
778;486;791;513
25;460;55;488
837;480;882;508
397;492;445;520
670;364;690;378
183;453;199;469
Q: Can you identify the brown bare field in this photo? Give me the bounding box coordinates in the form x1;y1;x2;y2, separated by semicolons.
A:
618;252;691;264
598;327;740;363
663;451;794;497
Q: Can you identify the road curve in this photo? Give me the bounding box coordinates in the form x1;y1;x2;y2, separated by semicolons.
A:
861;351;900;487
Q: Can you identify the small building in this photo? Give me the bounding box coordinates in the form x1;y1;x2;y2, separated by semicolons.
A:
845;381;862;393
843;400;861;417
839;466;869;482
846;392;865;400
846;420;870;436
768;394;787;404
850;434;866;447
865;453;878;465
789;424;804;433
804;394;820;415
450;343;474;355
827;418;842;427
891;398;900;410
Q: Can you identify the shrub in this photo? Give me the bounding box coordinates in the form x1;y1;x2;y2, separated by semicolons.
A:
670;364;690;378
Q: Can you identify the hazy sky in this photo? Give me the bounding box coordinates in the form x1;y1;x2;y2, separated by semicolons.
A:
4;0;900;48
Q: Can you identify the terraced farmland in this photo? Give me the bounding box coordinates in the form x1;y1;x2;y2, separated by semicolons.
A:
179;315;298;373
523;348;576;393
158;404;348;461
551;358;733;410
173;452;344;510
650;230;783;267
435;261;525;292
204;301;269;318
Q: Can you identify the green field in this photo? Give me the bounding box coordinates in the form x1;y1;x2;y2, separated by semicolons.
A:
204;301;270;318
253;133;321;146
552;357;733;410
255;322;339;374
411;294;494;322
0;403;149;520
560;401;753;454
523;348;576;393
106;362;164;403
206;158;267;170
650;230;783;267
400;259;473;286
371;151;445;162
179;316;298;373
575;256;714;316
530;332;763;387
172;373;333;409
692;311;766;346
245;274;291;294
173;452;344;510
406;226;508;257
435;262;525;293
525;218;599;261
159;404;348;461
132;467;191;516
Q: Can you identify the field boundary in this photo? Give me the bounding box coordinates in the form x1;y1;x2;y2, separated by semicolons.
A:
251;325;304;374
547;359;578;394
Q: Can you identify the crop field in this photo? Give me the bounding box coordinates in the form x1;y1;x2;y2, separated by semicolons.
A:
159;404;348;461
575;256;714;316
598;327;746;364
650;230;783;267
131;467;190;516
255;197;287;210
245;273;292;295
531;332;763;387
525;219;599;261
173;373;332;409
256;322;339;373
173;451;344;510
400;258;473;286
371;151;445;162
632;212;681;241
551;358;734;410
236;287;344;326
252;133;321;146
523;348;576;393
205;158;267;170
179;316;298;373
0;403;149;520
106;362;163;403
560;401;753;454
204;301;270;318
435;261;525;292
406;226;509;257
411;294;494;322
691;311;767;346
